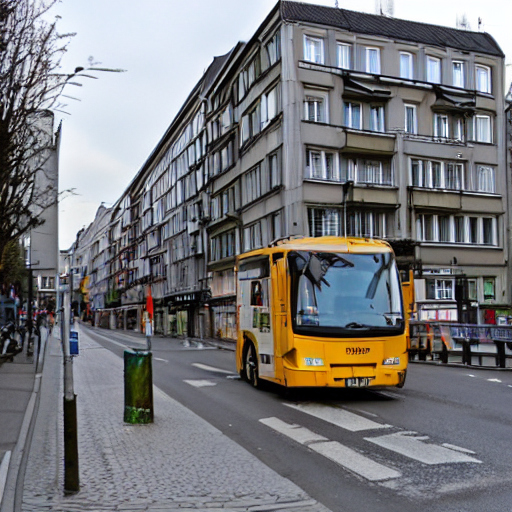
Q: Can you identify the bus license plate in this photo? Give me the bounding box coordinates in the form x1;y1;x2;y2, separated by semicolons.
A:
346;377;371;388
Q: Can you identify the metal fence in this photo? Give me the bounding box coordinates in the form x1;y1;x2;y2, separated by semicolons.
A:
408;321;512;368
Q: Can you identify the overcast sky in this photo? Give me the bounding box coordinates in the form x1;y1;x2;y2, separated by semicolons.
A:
52;0;512;250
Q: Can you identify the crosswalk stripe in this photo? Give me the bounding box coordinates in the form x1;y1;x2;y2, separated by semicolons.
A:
365;432;482;465
284;402;391;432
260;417;401;482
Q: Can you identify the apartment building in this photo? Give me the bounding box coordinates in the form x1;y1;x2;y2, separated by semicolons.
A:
72;1;510;336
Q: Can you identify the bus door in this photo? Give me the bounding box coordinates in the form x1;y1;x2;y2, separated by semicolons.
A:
249;277;274;378
272;254;289;360
238;256;275;379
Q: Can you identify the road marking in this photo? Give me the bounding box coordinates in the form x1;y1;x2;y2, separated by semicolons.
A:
154;357;168;363
365;432;482;464
442;443;477;455
0;451;11;505
284;402;391;432
192;363;235;374
260;417;400;482
487;378;502;383
259;417;329;444
183;380;217;388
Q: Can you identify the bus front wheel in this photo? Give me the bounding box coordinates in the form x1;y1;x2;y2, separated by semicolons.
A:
243;341;259;388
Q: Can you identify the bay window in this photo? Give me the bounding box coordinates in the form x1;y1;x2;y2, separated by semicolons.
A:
476;65;491;93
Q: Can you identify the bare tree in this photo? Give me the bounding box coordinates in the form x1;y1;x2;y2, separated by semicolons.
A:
0;0;121;264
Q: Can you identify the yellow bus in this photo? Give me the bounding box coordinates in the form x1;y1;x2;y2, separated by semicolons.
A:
235;236;408;389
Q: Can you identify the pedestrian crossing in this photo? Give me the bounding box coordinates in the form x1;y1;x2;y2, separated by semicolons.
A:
260;401;482;487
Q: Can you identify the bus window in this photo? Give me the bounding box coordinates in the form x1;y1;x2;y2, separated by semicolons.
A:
251;281;264;306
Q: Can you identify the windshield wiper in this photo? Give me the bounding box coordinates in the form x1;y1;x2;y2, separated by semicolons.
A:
344;322;367;328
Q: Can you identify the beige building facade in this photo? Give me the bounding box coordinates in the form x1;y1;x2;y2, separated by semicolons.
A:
71;1;510;336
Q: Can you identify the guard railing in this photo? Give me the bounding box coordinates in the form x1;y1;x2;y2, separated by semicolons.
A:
408;321;512;368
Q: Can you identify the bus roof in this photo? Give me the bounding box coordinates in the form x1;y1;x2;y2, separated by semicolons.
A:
238;236;393;262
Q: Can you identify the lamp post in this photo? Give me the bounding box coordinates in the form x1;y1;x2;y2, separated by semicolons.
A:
342;181;354;237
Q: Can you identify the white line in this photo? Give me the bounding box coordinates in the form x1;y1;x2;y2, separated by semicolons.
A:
366;432;482;465
487;378;502;383
0;451;12;505
192;363;235;374
260;418;400;482
442;443;477;455
310;441;401;482
284;402;391;432
154;357;168;363
183;380;217;388
259;417;328;444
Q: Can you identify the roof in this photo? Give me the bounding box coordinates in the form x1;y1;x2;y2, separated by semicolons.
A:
280;1;504;58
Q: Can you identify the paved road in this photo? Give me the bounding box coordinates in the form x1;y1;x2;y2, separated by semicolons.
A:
19;326;330;512
83;325;512;512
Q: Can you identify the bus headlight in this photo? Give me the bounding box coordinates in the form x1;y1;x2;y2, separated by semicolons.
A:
304;357;324;367
383;357;400;365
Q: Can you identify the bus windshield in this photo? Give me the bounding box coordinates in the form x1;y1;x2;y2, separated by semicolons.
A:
289;251;404;337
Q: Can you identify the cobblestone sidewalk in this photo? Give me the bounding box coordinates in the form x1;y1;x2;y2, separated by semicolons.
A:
21;329;331;512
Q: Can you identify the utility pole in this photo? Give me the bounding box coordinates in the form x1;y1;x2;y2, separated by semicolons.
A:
62;270;79;492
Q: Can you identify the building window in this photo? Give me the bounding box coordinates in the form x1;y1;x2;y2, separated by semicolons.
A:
417;214;497;246
308;208;340;237
304;35;324;64
344;102;362;129
370;105;385;132
268;151;281;190
445;163;461;190
474;115;492;143
243;222;263;252
438;215;451;242
304;92;327;123
261;86;278;129
342;157;392;186
347;211;388;238
405;104;417;134
434;114;449;138
476;65;491;93
337;42;351;69
366;47;381;74
243;165;262;204
211;229;237;261
482;217;494;245
426;279;454;300
400;52;413;79
454;117;465;142
476;165;495;193
426;56;441;84
452;61;465;88
306;149;339;181
483;277;496;301
468;279;478;300
266;31;281;67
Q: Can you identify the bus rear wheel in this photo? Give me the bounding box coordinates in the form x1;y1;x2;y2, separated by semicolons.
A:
243;341;259;388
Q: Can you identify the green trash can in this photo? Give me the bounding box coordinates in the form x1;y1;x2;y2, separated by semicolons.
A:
124;350;154;424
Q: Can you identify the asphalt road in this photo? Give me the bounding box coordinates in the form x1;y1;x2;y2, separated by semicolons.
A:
83;325;512;512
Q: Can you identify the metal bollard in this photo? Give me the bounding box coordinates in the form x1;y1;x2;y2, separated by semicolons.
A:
124;350;154;424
